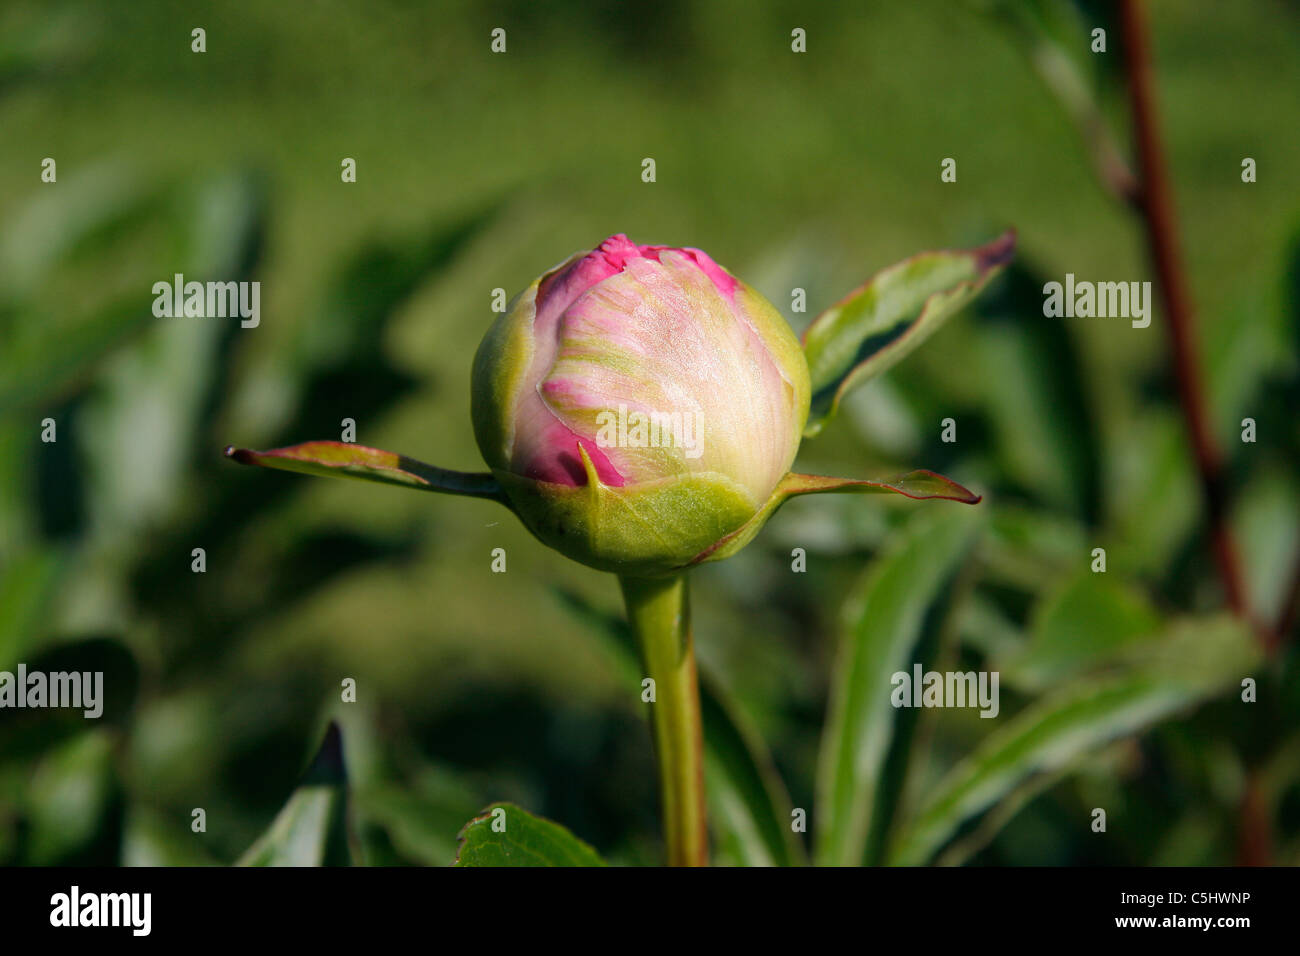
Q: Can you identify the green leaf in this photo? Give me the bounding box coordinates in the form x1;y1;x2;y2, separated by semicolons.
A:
550;587;804;867
238;723;351;866
780;470;981;503
24;730;120;865
970;263;1103;520
888;615;1260;865
694;468;981;566
930;734;1139;867
0;171;267;417
974;0;1134;202
0;547;63;669
981;504;1088;590
224;440;507;502
1109;411;1199;575
801;231;1015;436
454;803;605;866
0;299;154;414
814;505;982;866
700;675;805;866
1233;468;1300;625
121;808;221;867
355;771;484;867
0;163;163;295
1000;572;1162;692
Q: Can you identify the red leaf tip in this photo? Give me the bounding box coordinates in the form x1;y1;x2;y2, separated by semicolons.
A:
975;230;1017;274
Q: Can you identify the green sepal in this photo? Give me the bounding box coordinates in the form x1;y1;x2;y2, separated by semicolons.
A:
692;469;981;565
224;440;508;503
495;444;760;577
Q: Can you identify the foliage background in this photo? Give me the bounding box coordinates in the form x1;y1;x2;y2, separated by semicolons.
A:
0;0;1297;865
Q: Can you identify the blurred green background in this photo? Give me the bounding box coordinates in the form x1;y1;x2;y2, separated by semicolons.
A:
1;0;1298;866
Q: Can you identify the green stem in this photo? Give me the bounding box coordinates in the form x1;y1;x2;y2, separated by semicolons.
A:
618;573;708;867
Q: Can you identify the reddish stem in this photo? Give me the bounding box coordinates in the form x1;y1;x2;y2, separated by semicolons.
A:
1276;555;1300;644
1236;772;1272;866
1119;0;1281;874
1118;0;1262;645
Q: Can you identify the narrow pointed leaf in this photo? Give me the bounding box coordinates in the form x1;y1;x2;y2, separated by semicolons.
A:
692;468;980;567
802;231;1016;436
238;723;351;866
978;0;1135;203
888;615;1260;865
700;674;806;866
224;440;506;502
1001;572;1161;692
783;469;981;504
814;506;982;866
454;802;605;866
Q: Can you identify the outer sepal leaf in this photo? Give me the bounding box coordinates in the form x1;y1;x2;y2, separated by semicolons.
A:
780;470;981;504
454;803;605;866
691;468;981;566
802;231;1016;436
225;440;506;502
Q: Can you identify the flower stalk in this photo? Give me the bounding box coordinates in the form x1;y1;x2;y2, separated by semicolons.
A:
619;573;708;867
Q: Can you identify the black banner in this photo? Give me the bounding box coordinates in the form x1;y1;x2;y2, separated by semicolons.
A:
0;866;1288;942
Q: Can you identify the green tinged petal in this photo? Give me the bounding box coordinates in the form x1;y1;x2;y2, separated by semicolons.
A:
470;281;538;473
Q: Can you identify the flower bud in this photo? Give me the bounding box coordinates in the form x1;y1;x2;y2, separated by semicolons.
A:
472;235;810;575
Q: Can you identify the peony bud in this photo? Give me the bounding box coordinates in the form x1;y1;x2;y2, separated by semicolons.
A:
230;233;990;574
471;234;810;575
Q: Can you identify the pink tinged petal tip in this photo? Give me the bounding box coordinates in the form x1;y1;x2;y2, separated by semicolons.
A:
638;243;739;299
537;235;738;311
536;234;640;311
